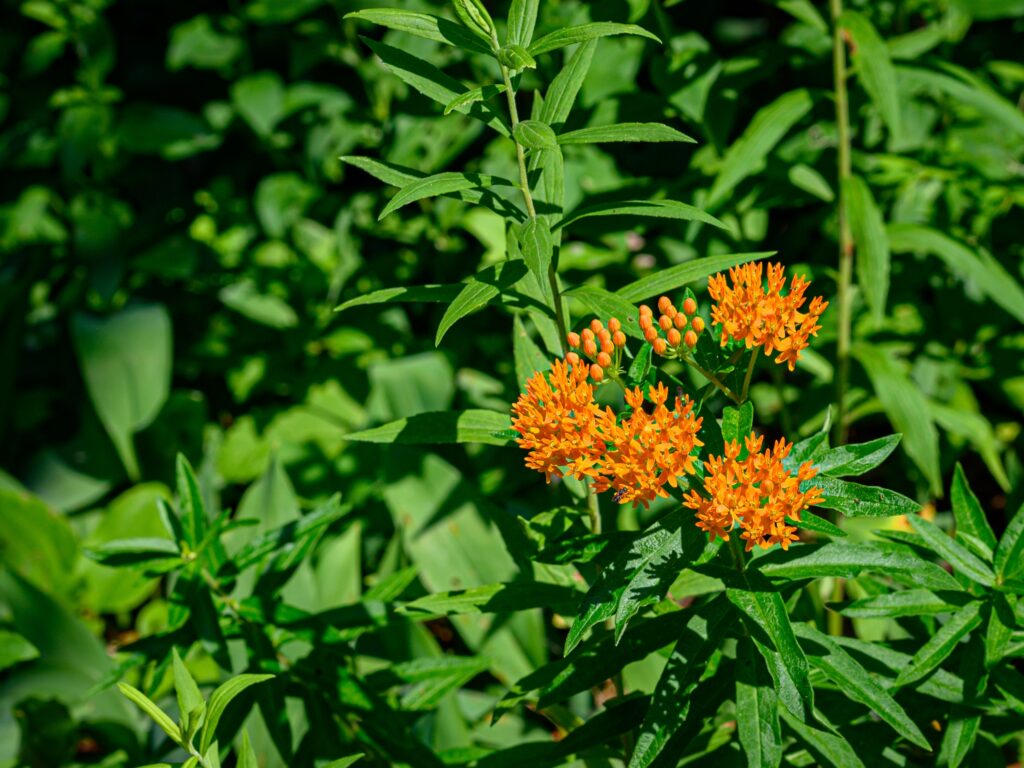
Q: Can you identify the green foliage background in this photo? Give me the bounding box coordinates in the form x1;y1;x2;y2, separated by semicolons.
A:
1;0;1023;765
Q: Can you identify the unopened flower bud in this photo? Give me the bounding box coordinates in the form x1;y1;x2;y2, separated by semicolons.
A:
659;315;673;331
608;317;621;333
583;339;598;357
597;351;612;368
567;332;581;348
658;296;672;313
639;304;653;318
597;328;611;344
653;338;668;356
692;316;705;333
674;313;687;329
590;319;604;334
566;351;580;365
644;326;658;343
683;297;697;315
581;328;595;342
613;330;626;347
601;339;614;355
684;330;698;348
590;364;604;381
639;314;653;331
667;328;681;347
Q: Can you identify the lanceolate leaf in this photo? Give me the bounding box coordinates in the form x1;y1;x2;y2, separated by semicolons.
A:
379;171;516;220
563;285;641;340
839;589;971;619
444;84;506;115
198;674;274;753
528;22;660;56
345;10;492;54
538;40;596;130
518;218;553;287
616;252;773;302
556;199;725;232
780;708;865;768
795;624;931;750
842;175;890;324
435;261;529;344
894;601;983;688
897;62;1024;138
809;434;901;478
335;284;462;313
907;514;995;587
343;410;513;446
399;581;582;618
809;474;921;518
950;463;996;555
514;120;557;149
735;636;783;768
512;315;551;385
994;502;1024;582
506;0;539;47
557;122;695;144
839;11;903;139
118;683;184;745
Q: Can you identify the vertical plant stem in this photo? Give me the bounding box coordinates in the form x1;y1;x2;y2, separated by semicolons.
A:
740;348;760;404
831;0;853;447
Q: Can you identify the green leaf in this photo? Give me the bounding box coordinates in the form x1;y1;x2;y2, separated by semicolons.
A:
506;0;539;47
361;39;509;136
556;199;725;232
780;708;865;768
345;9;491;54
335;284;462;313
810;434;901;477
71;304;172;480
894;601;983;687
514;119;556;150
563;285;641;339
528;22;660;56
842;175;889;324
237;731;258;768
231;71;284;137
616;252;773;302
794;624;931;750
754;541;962;592
436;260;528;345
451;0;495;40
219;281;298;329
788;164;835;201
772;0;828;33
897;62;1024;138
518;218;553;289
538;40;595;129
512;315;551;385
626;343;652;389
810;475;920;518
498;44;537;71
557;122;695;144
444;83;506;115
373;656;490;710
706;89;814;211
735;636;783;768
851;343;942;496
790;511;846;538
84;537;181;567
907;514;995;587
887;223;1024;325
721;401;754;444
175;455;208;551
399;581;581;618
727;583;813;721
198;674;274;754
118;682;184;746
994;501;1024;581
324;757;364;768
0;629;39;672
172;648;205;738
839;11;903;139
379;171;515;220
344;410;512;446
839;589;971;618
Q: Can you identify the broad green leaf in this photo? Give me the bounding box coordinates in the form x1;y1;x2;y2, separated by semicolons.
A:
835;636;964;703
839;11;903;139
345;9;491;54
528;22;660;56
897;62;1024;137
512;315;551;385
557;122;695;144
519;218;553;288
379;171;515;220
735;636;783;768
118;682;183;745
556;199;725;232
790;511;846;538
444;83;506;115
842;175;889;324
399;581;581;618
564;285;641;339
755;541;962;592
231;71;283;137
626;343;652;389
810;434;901;477
616;252;773;302
887;223;1024;324
706;89;813;211
506;0;539;47
810;475;920;518
852;343;941;496
198;674;274;754
362;39;509;136
946;462;995;552
780;708;865;768
0;630;39;672
895;601;983;687
435;260;528;344
0;489;78;597
84;537;180;567
71;304;172;480
794;624;930;750
343;410;512;446
907;514;995;587
839;589;971;618
994;501;1024;581
335;284;461;312
721;401;754;444
727;583;813;721
513;119;556;149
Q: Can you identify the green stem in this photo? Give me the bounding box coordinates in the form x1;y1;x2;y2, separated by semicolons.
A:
831;0;853;447
683;357;742;404
828;578;845;636
740;348;760;403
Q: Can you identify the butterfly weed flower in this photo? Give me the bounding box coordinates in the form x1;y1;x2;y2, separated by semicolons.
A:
566;317;627;381
683;434;823;551
708;261;828;371
640;297;704;359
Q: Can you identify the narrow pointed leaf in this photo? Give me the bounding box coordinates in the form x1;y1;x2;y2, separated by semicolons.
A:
563;285;641;340
616;252;773;302
839;11;903;139
507;0;539;47
198;674;274;753
557;122;695;144
735;636;783;768
994;501;1024;581
556;199;724;232
343;410;513;446
809;474;920;518
379;172;515;220
894;601;983;687
118;683;183;745
809;434;901;478
444;83;506;115
528;22;660;56
907;514;995;587
842;175;890;324
951;463;996;554
345;10;492;54
436;261;528;344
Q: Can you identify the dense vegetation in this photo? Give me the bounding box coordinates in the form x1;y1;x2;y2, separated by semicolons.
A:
1;0;1023;766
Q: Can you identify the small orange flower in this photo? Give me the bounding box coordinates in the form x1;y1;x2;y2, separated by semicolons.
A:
592;383;704;508
683;434;823;551
708;262;828;371
511;358;606;483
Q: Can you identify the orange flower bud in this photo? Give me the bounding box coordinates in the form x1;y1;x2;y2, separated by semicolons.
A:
583;339;598;357
608;317;621;333
674;313;687;329
590;319;604;334
566;351;580;365
567;332;581;348
644;326;659;343
658;296;672;313
601;339;614;355
597;351;612;368
639;314;652;331
665;305;677;319
667;328;681;347
598;328;611;344
683;297;697;315
613;330;626;347
692;316;705;333
684;330;698;348
652;338;668;356
590;363;604;381
639;304;653;318
581;328;595;342
659;315;673;331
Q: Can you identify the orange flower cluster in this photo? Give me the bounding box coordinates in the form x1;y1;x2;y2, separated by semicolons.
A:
566;317;626;382
683;434;822;551
639;296;705;357
707;262;828;371
511;359;704;507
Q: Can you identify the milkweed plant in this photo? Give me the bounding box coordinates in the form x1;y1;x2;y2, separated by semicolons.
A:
95;2;1024;767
